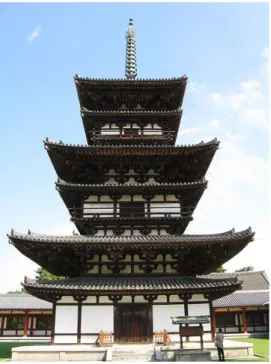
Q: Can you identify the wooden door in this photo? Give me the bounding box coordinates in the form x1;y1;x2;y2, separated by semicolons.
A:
115;304;152;343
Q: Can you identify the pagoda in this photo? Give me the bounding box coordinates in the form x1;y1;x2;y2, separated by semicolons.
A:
8;17;254;345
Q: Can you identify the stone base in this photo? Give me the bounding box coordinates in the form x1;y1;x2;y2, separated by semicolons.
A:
175;350;212;362
11;345;109;362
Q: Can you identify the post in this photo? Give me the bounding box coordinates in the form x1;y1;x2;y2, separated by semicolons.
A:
242;308;247;334
51;301;56;344
211;306;216;342
200;323;203;350
23;312;29;337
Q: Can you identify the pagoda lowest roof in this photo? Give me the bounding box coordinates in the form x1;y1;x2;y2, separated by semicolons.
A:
23;275;241;302
8;227;253;245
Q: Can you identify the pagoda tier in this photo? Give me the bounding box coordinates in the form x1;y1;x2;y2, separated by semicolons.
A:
44;139;219;184
23;275;241;303
81;108;182;145
8;228;254;278
74;75;188;111
56;178;207;235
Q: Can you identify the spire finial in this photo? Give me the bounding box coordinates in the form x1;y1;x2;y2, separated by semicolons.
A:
125;16;137;80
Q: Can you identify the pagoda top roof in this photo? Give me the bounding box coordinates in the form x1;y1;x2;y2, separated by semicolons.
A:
8;227;254;245
75;74;188;85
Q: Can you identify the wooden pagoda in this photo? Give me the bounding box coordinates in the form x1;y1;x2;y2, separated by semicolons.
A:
8;17;254;344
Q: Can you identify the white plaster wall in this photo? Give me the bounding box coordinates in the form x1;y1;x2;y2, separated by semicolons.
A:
151;203;180;217
54;335;77;344
153;305;185;332
55;306;78;334
188;303;211;331
58;296;75;304
83;203;113;217
80;335;98;344
190;294;208;302
154;295;167;303
81;306;113;333
169;295;182;303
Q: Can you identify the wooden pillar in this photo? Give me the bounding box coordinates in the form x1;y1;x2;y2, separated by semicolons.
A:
51;301;56;345
211;307;216;342
75;296;86;344
0;315;5;336
23;312;29;337
242;308;248;334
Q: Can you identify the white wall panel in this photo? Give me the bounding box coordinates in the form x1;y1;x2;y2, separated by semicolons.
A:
81;306;113;333
188;303;211;331
54;335;77;344
55;306;77;334
153;305;184;331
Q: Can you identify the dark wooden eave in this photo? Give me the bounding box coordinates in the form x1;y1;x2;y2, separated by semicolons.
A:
8;228;254;278
44;139;219;184
23;275;241;303
55;178;208;211
74;75;188;111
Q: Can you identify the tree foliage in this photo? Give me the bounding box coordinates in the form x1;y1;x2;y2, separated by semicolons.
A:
235;266;255;272
7;289;25;294
35;267;64;281
215;266;227;273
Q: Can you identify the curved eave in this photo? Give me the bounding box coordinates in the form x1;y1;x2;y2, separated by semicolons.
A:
74;74;188;85
23;275;240;303
8;227;254;246
56;178;207;191
44;138;219;155
81;108;183;118
8;229;254;278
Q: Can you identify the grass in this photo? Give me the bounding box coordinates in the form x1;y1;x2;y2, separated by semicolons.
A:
0;342;48;360
229;337;269;357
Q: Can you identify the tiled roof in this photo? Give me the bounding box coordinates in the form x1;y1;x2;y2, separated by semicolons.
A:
213;291;269;308
74;74;188;84
207;271;269;291
56;178;207;191
44;138;219;153
81;108;182;116
24;276;240;295
8;227;254;245
0;294;52;310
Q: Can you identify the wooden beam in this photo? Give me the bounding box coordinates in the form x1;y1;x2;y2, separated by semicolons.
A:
242;308;248;334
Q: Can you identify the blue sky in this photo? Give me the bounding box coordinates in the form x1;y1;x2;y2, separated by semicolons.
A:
0;2;269;293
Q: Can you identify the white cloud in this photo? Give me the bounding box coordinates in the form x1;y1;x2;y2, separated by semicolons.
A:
27;27;41;44
178;127;201;135
211;119;220;130
210;79;268;129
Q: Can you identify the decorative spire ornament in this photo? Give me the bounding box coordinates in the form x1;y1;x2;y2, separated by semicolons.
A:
125;16;137;80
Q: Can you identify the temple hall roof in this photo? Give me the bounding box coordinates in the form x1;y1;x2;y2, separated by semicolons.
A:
0;294;52;310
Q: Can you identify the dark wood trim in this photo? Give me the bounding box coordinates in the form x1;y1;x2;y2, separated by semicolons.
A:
23;312;29;337
51;301;56;344
77;301;82;344
242;308;248;334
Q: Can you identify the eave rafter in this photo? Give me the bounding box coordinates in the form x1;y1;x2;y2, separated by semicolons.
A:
23;275;241;303
55;178;208;211
8;228;254;278
44;138;219;184
74;75;188;111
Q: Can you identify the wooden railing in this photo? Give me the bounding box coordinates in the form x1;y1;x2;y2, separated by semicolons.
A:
154;330;173;345
97;330;113;346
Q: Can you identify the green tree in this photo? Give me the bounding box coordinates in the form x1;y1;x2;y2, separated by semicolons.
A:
7;289;25;294
35;267;64;281
235;266;255;272
215;266;227;273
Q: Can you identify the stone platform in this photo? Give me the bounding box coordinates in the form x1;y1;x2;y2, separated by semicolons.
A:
175;350;211;361
11;340;254;362
11;345;110;362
